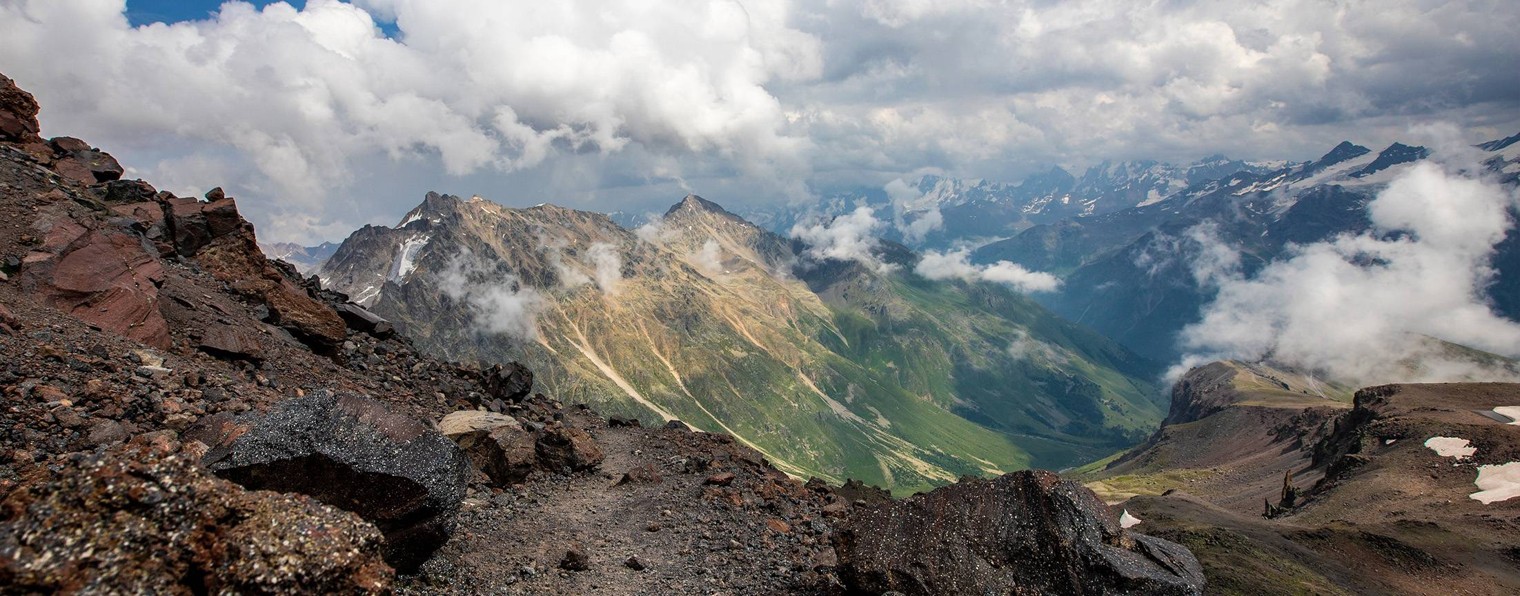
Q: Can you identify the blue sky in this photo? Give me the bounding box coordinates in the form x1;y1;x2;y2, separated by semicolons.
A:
125;1;287;26
125;1;399;36
3;1;1517;243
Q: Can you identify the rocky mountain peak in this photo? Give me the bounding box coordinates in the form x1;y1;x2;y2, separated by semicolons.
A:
664;193;732;218
397;191;464;228
1316;140;1372;167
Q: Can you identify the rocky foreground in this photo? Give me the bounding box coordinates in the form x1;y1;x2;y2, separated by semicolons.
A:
0;73;1205;593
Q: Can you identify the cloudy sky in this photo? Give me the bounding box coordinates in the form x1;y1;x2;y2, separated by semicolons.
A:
2;0;1516;243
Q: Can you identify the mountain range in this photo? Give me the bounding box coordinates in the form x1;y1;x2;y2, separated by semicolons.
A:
316;192;1164;494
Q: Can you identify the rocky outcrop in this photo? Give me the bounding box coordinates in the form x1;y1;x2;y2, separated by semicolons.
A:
23;221;171;348
336;302;395;338
836;470;1205;595
441;409;605;486
0;74;41;144
1164;361;1247;425
201;392;469;572
174;189;348;354
0;436;393;594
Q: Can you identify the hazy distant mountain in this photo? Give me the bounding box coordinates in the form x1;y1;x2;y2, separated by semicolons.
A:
317;192;1164;493
971;135;1520;363
259;241;341;273
746;156;1282;250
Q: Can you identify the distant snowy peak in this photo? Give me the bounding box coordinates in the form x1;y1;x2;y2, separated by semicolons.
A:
260;241;341;274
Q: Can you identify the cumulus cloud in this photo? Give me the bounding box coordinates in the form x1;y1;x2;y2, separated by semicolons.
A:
439;250;544;340
2;1;1516;242
690;239;724;275
537;234;592;289
790;206;894;272
0;0;819;240
1174;158;1520;385
884;177;943;244
915;248;1061;293
634;219;675;245
585;242;623;295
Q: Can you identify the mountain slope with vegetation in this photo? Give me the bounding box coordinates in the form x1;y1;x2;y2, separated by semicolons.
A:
318;193;1164;493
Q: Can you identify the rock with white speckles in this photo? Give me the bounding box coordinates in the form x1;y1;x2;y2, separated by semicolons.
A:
203;391;469;573
0;436;393;594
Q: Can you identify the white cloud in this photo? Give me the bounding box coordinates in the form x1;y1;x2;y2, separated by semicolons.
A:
885;177;944;244
916;248;1061;293
1007;329;1068;365
790;206;893;272
1174;157;1520;385
585;242;623;295
690;239;724;275
439;250;545;339
1;0;1517;242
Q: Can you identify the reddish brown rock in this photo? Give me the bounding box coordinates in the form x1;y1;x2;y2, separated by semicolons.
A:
454;425;539;486
0;302;18;334
536;426;604;473
30;227;170;348
109;201;173;255
614;463;663;486
0;438;393;594
46;136;124;184
171;195;345;353
0;74;41;143
197;322;266;362
704;471;736;486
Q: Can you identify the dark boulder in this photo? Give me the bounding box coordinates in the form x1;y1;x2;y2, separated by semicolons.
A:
203;392;469;572
337;302;396;338
100;178;158;205
484;362;533;402
535;426;603;473
835;470;1205;595
47;136;123;184
0;437;393;594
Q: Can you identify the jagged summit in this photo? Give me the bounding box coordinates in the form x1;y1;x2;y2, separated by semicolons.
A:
1352;142;1429;178
663;193;733;218
1480;131;1520;152
397;190;463;227
1312;140;1372;169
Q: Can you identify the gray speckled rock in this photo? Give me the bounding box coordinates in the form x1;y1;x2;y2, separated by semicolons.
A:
0;436;392;594
836;470;1205;595
203;391;469;572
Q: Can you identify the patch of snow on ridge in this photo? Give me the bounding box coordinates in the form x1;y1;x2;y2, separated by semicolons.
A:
388;234;431;282
1493;406;1520;425
1119;510;1142;528
1425;436;1476;459
1471;462;1520;504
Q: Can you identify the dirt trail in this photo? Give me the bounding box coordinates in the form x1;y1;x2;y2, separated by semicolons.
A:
403;417;840;595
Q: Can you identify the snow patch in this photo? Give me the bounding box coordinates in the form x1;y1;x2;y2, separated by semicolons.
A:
1425;436;1476;459
351;283;381;307
387;234;431;282
1471;462;1520;504
1493;406;1520;425
1119;510;1142;528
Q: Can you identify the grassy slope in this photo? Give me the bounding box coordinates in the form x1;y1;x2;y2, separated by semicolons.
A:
348;197;1165;495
